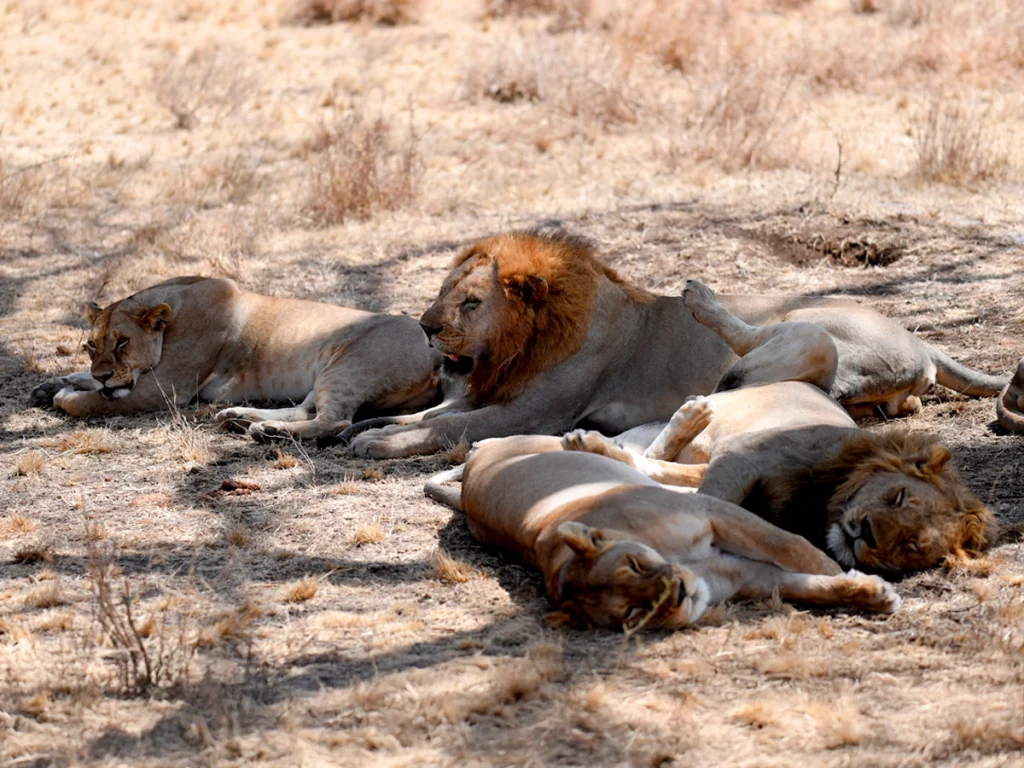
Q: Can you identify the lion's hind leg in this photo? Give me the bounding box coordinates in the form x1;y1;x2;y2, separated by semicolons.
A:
683;280;839;394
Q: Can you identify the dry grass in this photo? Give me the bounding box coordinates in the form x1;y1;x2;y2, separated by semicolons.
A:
306;110;423;225
285;0;419;26
40;428;113;455
351;523;386;545
152;45;255;130
273;449;299;469
459;34;639;126
284;577;319;603
2;1;1024;764
911;95;1005;186
25;580;64;609
430;549;481;584
14;451;47;476
1;514;34;536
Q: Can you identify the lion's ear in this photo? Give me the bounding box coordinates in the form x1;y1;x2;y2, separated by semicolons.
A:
502;274;549;305
955;502;998;557
139;303;172;333
916;443;951;476
87;302;103;325
557;521;604;557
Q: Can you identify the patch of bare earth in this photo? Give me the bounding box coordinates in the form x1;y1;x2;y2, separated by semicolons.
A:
1;0;1022;765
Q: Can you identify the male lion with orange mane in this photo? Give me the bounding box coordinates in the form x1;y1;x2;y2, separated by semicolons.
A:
559;280;997;572
343;229;1009;459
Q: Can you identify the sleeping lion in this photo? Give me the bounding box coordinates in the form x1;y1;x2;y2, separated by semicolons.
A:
560;280;997;573
343;229;1009;458
425;435;900;631
31;276;441;440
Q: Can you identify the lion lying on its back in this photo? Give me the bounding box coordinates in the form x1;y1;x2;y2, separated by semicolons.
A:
425;435;900;631
32;276;441;440
561;281;997;573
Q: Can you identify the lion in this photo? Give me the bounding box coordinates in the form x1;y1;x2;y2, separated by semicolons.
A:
997;357;1024;433
424;435;901;631
31;276;442;440
342;229;1009;459
559;280;997;573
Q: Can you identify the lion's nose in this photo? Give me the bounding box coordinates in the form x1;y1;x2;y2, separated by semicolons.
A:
419;321;441;339
96;372;112;385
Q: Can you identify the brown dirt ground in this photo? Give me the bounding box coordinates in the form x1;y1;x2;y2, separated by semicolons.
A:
1;1;1023;766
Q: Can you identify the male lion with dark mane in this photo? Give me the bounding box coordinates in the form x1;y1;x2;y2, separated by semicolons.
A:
424;435;900;631
560;282;997;573
31;276;441;440
344;229;1008;458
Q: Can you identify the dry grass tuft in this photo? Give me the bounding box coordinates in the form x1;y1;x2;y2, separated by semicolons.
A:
152;45;255;130
306;110;423;226
362;464;386;482
483;0;590;30
195;601;262;648
19;692;51;719
285;0;418;26
20;345;46;374
948;709;1024;754
0;155;46;212
274;449;299;469
430;549;481;584
15;451;47;476
284;577;319;603
1;514;34;536
352;524;386;545
617;0;732;74
40;428;113;455
162;405;214;465
38;611;76;632
729;699;779;729
911;96;1005;186
330;479;361;495
25;580;64;609
13;545;53;565
225;526;250;547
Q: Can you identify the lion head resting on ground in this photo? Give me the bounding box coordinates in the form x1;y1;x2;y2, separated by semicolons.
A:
821;430;998;572
417;229;652;406
83;298;173;399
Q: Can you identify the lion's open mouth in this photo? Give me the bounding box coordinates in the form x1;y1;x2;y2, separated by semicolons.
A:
441;353;474;376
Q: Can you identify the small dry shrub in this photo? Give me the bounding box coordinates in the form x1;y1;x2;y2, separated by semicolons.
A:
14;451;46;476
0;156;45;212
307;110;423;225
13;546;53;565
284;577;319;603
617;0;733;74
87;536;197;693
153;45;255;130
226;526;250;547
483;0;590;30
431;549;481;584
285;0;418;25
274;449;299;469
459;35;639;127
911;96;1004;186
25;580;64;609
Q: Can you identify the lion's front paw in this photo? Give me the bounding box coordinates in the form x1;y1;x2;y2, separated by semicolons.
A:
350;425;412;458
669;395;714;433
30;379;66;408
844;569;901;614
248;421;290;443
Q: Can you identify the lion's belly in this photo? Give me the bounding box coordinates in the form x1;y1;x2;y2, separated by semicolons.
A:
577;399;680;435
198;366;318;403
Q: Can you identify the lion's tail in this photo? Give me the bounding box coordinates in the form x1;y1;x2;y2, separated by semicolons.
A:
996;358;1024;433
424;465;465;511
931;348;1006;397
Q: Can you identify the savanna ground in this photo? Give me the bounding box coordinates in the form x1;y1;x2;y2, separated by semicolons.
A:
1;0;1023;765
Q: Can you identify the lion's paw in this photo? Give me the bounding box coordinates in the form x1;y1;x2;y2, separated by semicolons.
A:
669;395;714;432
560;429;608;454
248;421;290;443
844;569;901;614
30;379;66;408
682;279;725;327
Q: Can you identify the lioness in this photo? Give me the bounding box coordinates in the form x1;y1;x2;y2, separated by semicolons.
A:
560;280;997;572
425;435;900;630
31;276;441;440
997;357;1024;433
344;230;1007;458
